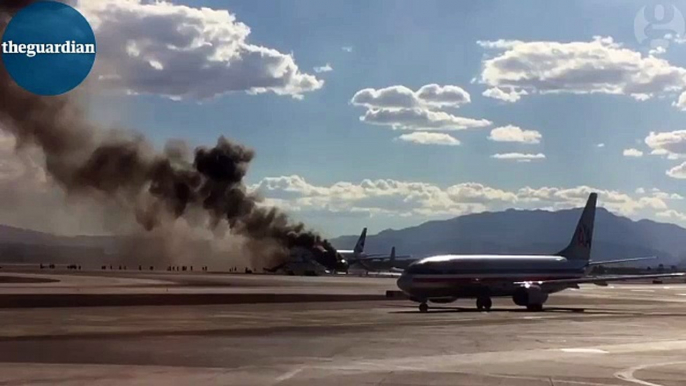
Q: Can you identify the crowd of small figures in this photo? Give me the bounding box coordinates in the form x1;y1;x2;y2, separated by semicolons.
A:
34;264;258;274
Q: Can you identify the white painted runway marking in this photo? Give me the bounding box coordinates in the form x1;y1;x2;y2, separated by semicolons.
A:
274;367;304;384
522;315;561;320
614;361;686;386
630;290;655;293
560;348;608;354
482;373;621;386
314;340;686;375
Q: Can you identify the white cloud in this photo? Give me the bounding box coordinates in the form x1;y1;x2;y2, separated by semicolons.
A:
631;93;652;101
352;84;490;132
491;153;545;162
313;64;333;73
651;132;686;180
249;175;330;200
649;46;667;56
395;132;460;146
657;209;686;221
636;187;646;194
482;87;528;103
667;161;686;179
623;148;644;157
250;176;683;221
645;130;686;159
597;143;605;148
360;108;491;131
477;39;525;50
342;46;353;52
477;36;686;103
79;0;323;100
252;177;516;218
351;84;471;110
488;125;542;144
673;91;686;110
352;86;419;109
415;84;471;108
666;33;686;45
516;186;670;214
646;188;684;200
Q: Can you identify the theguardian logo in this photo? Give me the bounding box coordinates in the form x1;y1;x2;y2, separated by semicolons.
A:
1;1;96;96
2;40;96;58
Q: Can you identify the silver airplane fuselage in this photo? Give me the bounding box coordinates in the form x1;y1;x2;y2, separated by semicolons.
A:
395;193;686;312
397;254;588;300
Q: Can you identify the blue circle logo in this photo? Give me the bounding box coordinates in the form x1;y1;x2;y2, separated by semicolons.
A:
2;1;96;96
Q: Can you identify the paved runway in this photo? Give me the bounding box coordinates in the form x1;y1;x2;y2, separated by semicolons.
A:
0;270;396;294
1;272;686;385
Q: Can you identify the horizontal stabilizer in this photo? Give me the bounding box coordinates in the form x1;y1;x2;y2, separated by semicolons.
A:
355;254;412;261
516;272;685;286
588;256;656;266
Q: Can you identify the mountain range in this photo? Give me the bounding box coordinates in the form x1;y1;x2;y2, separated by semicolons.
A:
2;207;686;267
330;207;686;267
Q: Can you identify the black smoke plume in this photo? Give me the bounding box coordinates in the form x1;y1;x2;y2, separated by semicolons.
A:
0;0;341;269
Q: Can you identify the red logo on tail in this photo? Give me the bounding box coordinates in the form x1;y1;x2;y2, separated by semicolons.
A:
575;225;591;248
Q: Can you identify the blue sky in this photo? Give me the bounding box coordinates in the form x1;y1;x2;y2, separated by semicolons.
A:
78;0;686;237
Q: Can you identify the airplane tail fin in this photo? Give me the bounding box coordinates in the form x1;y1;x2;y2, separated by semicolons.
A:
353;228;367;255
390;246;396;263
556;193;597;261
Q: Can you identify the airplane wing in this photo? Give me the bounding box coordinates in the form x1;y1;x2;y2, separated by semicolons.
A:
356;253;388;259
353;259;376;273
588;256;656;266
353;254;413;261
516;272;685;286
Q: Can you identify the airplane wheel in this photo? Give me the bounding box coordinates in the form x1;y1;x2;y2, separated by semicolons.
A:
526;304;543;312
483;297;492;311
419;303;429;313
476;296;491;311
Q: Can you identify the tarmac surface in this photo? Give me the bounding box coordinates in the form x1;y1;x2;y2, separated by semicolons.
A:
1;271;686;385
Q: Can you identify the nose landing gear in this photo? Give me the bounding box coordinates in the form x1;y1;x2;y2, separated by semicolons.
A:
476;296;492;311
419;302;429;313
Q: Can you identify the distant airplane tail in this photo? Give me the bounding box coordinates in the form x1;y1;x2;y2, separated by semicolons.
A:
556;193;597;261
353;227;367;255
390;246;396;263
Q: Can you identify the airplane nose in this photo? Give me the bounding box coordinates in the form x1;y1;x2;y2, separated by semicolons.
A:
397;273;412;293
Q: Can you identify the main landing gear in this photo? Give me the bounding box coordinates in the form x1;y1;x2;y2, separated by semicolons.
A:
526;304;543;312
419;302;429;313
476;296;492;311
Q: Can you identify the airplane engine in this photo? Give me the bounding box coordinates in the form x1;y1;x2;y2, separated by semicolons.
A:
512;285;548;306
